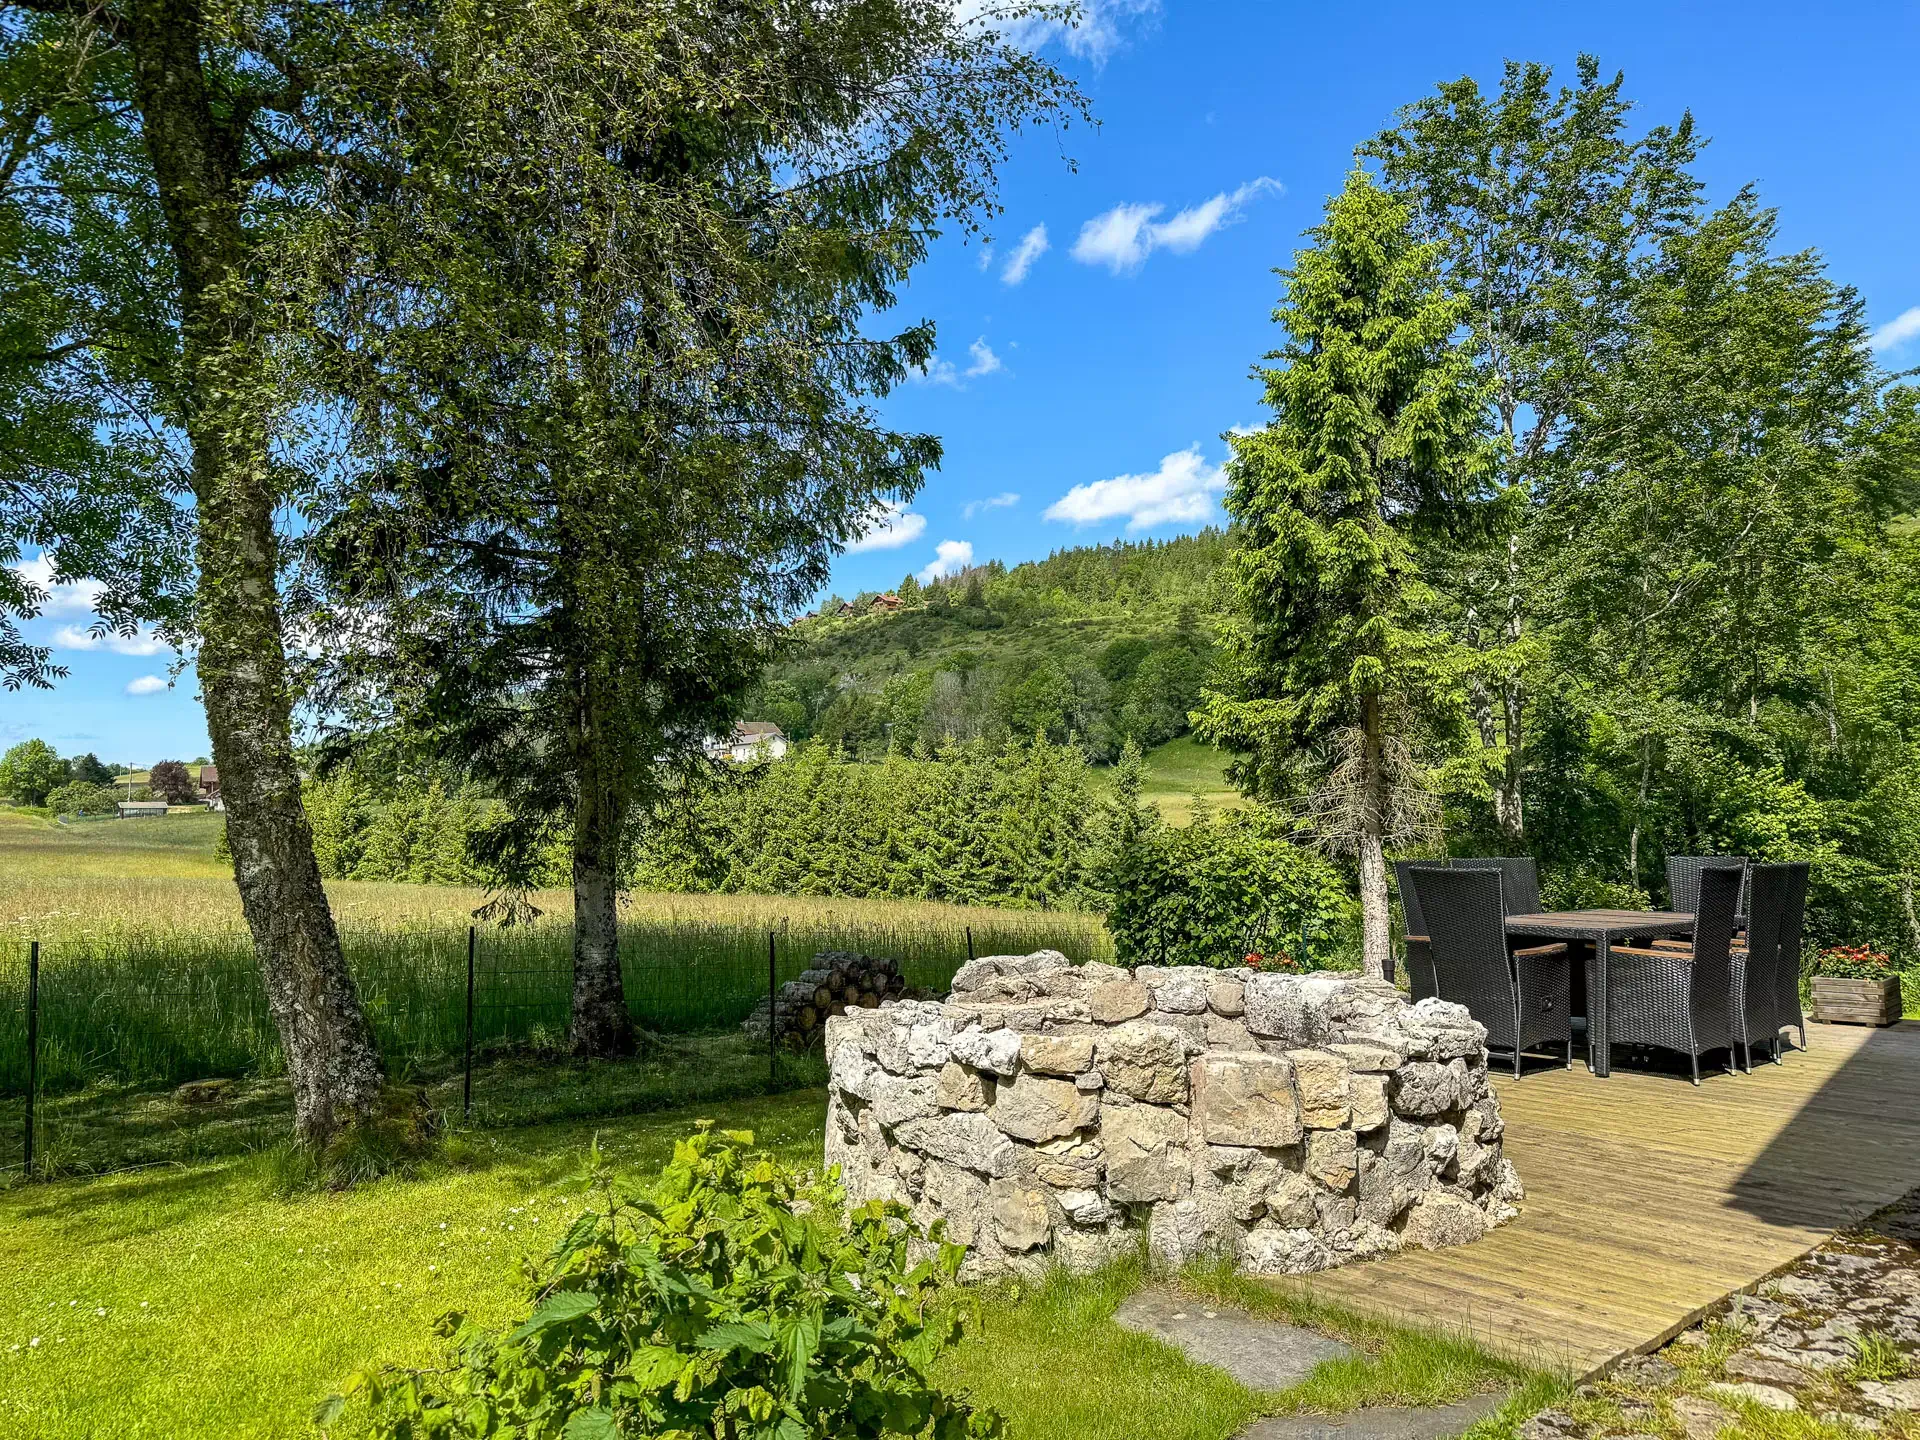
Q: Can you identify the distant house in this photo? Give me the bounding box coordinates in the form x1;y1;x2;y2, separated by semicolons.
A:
870;592;903;613
704;722;790;764
198;764;221;808
117;800;169;819
835;600;858;617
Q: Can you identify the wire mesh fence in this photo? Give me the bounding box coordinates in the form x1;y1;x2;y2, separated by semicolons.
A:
0;913;1114;1181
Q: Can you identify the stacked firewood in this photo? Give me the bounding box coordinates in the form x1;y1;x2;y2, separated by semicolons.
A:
741;950;910;1051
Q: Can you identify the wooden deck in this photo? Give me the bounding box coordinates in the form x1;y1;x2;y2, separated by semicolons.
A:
1296;1020;1920;1378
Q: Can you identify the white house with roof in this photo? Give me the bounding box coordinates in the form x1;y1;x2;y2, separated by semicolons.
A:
704;721;790;763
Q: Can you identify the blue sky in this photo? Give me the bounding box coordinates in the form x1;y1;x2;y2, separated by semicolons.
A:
8;0;1919;766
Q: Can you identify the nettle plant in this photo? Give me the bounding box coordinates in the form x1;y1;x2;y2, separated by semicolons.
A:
322;1126;1001;1439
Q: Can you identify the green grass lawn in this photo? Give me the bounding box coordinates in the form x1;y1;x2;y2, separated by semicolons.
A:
3;1086;1550;1440
1091;735;1247;827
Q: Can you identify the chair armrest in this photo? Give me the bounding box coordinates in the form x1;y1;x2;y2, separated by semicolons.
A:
1405;935;1429;944
1511;942;1568;958
1611;943;1686;960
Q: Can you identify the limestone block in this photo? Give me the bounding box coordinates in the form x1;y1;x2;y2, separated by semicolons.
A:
1401;1191;1488;1249
989;1176;1054;1252
1191;1052;1303;1148
1422;1124;1460;1175
1089;980;1152;1023
1103;1103;1189;1203
893;1112;1017;1178
935;1060;991;1113
1329;1040;1405;1071
1205;1014;1259;1051
1242;1224;1333;1275
949;1026;1023;1077
1022;1032;1097;1077
1056;1187;1112;1226
1098;1022;1190;1104
1306;1129;1359;1191
1401;998;1487;1060
1208;978;1247;1017
1349;1073;1391;1132
869;1072;939;1129
1033;1135;1105;1189
1148;1194;1236;1266
1287;1049;1352;1129
1390;1061;1459;1118
1144;971;1210;1014
919;1161;987;1245
1265;1172;1319;1229
990;1072;1099;1143
832;1042;876;1101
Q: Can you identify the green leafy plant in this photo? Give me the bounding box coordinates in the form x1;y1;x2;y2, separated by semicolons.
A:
321;1124;1002;1439
1815;945;1898;981
1108;807;1352;969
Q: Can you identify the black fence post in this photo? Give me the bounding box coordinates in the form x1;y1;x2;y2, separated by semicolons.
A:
25;940;39;1178
965;926;974;962
462;926;476;1122
767;930;778;1088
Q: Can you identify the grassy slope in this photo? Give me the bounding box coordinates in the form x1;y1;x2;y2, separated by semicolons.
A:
2;1088;1546;1440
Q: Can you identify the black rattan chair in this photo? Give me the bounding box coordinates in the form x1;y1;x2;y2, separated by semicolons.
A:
1452;856;1543;917
1609;864;1744;1084
1772;861;1810;1051
1733;863;1807;1068
1668;854;1751;920
1416;866;1572;1077
1394;860;1445;1002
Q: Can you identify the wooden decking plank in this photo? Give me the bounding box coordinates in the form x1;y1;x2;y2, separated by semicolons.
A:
1293;1021;1920;1377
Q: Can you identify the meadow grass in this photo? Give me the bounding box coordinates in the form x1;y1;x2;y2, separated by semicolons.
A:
0;810;1112;1109
1;1086;1549;1440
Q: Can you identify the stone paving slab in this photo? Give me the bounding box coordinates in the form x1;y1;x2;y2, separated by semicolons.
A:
1240;1394;1505;1440
1113;1287;1354;1391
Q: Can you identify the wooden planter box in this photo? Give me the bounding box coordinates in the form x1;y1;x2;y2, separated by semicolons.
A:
1810;975;1903;1027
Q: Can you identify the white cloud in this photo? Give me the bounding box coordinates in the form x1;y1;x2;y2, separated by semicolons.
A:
962;491;1020;519
1044;444;1225;531
1872;306;1920;353
954;0;1159;65
125;675;168;696
54;623;167;656
1001;224;1050;285
918;539;975;583
977;245;995;272
965;337;1003;378
908;355;961;387
846;499;929;552
1071;177;1282;274
9;553;106;616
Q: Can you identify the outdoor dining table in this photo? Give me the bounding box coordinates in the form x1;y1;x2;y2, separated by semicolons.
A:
1502;909;1744;1078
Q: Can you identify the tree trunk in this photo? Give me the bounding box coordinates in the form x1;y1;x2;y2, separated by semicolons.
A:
1358;699;1391;980
1901;871;1920;962
126;0;382;1146
1627;732;1653;892
1495;532;1525;843
568;699;635;1057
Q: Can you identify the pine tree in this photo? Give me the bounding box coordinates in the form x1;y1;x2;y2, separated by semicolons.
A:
1196;171;1493;977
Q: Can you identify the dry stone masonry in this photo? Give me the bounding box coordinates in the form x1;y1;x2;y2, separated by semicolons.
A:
825;952;1523;1280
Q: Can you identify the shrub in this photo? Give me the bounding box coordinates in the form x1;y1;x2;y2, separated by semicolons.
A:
325;1125;1002;1440
44;781;120;817
1107;806;1352;969
149;759;197;805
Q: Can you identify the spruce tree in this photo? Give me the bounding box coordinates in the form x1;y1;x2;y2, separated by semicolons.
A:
1196;171;1493;977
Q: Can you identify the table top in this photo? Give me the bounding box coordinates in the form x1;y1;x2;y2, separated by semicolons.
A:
1505;909;1694;939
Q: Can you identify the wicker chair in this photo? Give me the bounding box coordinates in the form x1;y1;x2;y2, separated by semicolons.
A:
1394;860;1445;1002
1609;864;1744;1084
1733;863;1808;1069
1772;861;1810;1051
1668;854;1751;921
1415;866;1572;1078
1451;856;1543;917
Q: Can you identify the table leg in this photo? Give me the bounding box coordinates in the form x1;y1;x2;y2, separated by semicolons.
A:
1589;937;1611;1077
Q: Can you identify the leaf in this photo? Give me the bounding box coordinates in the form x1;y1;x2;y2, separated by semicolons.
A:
695;1320;775;1355
311;1394;347;1427
563;1406;620;1440
778;1306;823;1399
509;1289;600;1343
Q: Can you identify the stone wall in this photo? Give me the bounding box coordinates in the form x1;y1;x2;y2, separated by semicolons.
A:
824;953;1523;1280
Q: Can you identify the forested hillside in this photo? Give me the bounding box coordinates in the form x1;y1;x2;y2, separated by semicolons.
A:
747;530;1229;761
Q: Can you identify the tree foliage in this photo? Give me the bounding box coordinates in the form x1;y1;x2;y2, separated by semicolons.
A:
1197;169;1493;975
0;735;63;805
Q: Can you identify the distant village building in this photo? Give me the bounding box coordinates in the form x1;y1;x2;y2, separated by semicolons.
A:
704;722;790;763
199;764;222;810
117;800;170;819
869;592;903;613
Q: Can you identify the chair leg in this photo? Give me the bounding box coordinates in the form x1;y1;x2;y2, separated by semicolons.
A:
1513;1048;1522;1080
1566;1038;1575;1069
1741;1038;1752;1074
1690;1052;1700;1086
